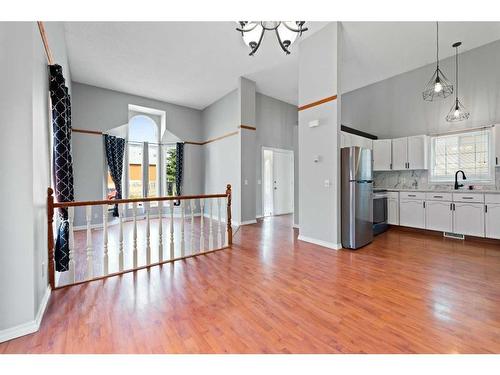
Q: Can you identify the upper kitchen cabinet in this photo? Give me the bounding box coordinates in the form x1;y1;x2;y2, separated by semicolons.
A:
391;135;428;170
373;139;392;171
494;124;500;167
407;135;428;170
391;137;407;170
341;131;373;150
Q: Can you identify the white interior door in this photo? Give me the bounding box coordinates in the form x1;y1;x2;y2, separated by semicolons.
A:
272;150;294;216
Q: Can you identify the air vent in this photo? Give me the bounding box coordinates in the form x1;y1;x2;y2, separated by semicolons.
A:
444;232;465;240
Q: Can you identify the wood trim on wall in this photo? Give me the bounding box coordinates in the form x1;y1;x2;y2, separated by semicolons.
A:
239;125;256;131
37;21;54;65
73;128;103;136
298;95;337;111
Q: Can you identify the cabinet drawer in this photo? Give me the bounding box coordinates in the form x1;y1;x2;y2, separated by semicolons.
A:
453;193;484;203
387;191;399;199
485;194;500;204
400;191;425;200
425;192;452;201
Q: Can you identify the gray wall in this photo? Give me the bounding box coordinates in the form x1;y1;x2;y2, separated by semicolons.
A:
342;40;500;139
71;83;204;225
298;22;342;248
0;22;70;336
254;93;299;223
201;89;241;224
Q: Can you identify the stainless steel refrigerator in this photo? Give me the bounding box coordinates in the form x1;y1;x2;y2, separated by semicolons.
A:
341;146;373;249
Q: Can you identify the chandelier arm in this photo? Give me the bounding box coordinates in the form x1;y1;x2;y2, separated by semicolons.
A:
282;22;308;33
236;22;259;34
249;27;266;56
275;29;291;55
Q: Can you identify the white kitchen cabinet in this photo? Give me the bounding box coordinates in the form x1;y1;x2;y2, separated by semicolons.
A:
494;125;500;167
341;131;373;150
373;139;392;171
453;203;485;237
392;137;407;170
387;192;399;225
425;200;453;232
399;199;425;229
485;204;500;239
407;135;428;170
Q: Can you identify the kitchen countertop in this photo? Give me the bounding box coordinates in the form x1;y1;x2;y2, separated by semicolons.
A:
375;187;500;194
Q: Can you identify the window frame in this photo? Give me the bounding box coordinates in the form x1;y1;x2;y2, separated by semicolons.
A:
429;128;494;184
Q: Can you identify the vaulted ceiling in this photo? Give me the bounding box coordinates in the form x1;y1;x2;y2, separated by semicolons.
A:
64;21;500;109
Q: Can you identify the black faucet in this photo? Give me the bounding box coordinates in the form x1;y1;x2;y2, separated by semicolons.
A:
454;170;466;190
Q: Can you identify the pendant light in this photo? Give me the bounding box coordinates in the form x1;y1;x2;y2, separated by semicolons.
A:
422;22;453;101
446;42;470;122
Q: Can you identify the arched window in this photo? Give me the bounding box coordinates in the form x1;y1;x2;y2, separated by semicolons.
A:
128;115;158;200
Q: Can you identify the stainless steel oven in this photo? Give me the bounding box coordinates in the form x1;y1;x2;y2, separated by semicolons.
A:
373;189;389;235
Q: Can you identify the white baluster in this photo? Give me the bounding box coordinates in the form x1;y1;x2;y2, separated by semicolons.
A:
190;200;195;253
102;205;108;276
132;202;138;268
68;206;75;283
85;205;93;279
225;196;229;246
170;200;174;259
200;198;205;252
118;204;124;272
217;197;222;249
146;202;151;265
158;201;163;262
208;199;214;250
180;200;185;257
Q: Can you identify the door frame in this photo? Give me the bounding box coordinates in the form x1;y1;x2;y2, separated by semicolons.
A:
261;146;294;218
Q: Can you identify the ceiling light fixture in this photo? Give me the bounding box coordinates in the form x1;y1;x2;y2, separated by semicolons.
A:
446;41;470;122
236;21;308;56
422;22;453;101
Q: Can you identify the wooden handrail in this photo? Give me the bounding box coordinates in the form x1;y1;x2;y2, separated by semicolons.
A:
52;193;228;208
46;186;232;289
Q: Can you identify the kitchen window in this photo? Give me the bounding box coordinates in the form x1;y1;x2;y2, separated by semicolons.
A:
430;128;494;183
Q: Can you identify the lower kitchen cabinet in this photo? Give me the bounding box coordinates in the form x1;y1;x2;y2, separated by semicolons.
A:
453;202;485;238
425;200;453;232
387;195;399;225
485;204;500;239
399;199;425;229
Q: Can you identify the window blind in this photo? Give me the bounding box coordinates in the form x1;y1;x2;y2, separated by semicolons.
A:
430;129;493;183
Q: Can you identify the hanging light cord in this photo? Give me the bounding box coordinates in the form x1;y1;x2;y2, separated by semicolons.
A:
436;21;439;68
455;45;459;103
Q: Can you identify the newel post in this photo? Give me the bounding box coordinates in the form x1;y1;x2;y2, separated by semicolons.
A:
47;188;55;289
226;184;232;246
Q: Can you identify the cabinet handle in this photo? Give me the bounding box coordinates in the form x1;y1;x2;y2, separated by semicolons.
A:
485;205;488;213
423;201;426;208
433;195;443;198
390;163;392;170
462;197;474;200
453;203;456;211
496;156;498;165
450;203;453;211
407;162;410;169
408;194;416;197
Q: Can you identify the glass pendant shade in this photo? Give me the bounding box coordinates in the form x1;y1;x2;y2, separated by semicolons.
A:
422;22;453;101
446;41;470;123
236;21;307;56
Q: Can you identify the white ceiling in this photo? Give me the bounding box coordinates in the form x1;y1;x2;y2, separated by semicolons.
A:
64;22;500;109
64;22;328;109
341;22;500;93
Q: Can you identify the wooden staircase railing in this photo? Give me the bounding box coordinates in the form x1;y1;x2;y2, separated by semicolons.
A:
47;185;232;289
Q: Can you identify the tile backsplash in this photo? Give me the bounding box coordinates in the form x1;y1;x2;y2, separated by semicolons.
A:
374;168;500;191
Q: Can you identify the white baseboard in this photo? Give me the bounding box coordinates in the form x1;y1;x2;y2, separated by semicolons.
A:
240;219;257;226
297;235;342;250
0;285;51;343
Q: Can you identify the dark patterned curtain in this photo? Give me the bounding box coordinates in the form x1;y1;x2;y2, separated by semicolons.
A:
104;135;126;216
49;64;74;272
174;142;184;206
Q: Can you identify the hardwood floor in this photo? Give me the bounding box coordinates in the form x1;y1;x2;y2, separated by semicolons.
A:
2;215;500;353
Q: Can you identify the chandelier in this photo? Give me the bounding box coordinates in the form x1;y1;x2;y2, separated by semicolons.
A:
236;21;308;56
422;22;453;101
446;42;470;122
